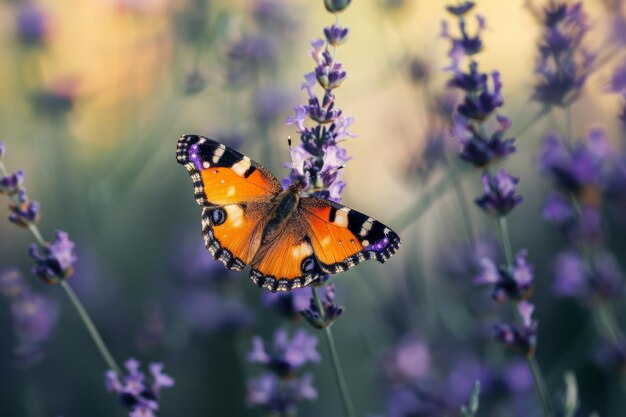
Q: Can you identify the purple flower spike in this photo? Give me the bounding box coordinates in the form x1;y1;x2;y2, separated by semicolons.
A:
531;0;593;107
475;169;523;217
105;359;174;417
324;24;349;46
300;283;344;328
456;117;516;167
247;372;317;414
0;170;25;195
247;328;320;377
381;334;431;385
493;302;537;356
29;230;77;284
475;250;533;302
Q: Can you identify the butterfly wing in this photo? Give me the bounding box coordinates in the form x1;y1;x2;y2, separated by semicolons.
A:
249;197;401;292
176;134;283;207
177;134;282;270
301;198;401;273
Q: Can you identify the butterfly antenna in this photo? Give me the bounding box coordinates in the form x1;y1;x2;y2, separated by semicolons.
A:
302;163;347;187
287;136;295;171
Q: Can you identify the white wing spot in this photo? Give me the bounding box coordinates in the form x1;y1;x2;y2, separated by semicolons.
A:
212;144;226;164
232;159;252;177
202;161;211;169
224;205;244;228
334;210;349;227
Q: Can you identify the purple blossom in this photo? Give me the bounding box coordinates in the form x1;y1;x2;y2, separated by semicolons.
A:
455;115;516;167
538;130;612;198
284;23;355;203
553;250;624;301
529;0;594;106
324;24;349;46
247;372;317;414
248;328;321;377
475;250;533;302
542;191;575;226
381;334;431;385
493;301;537;355
29;230;77;284
446;1;475;17
475;169;523;216
15;2;50;46
0;270;59;367
105;359;174;417
0;142;5;160
0;169;25;195
300;283;344;329
260;286;312;320
441;14;485;57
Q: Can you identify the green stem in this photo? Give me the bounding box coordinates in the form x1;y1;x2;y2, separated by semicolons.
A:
449;160;475;248
495;216;514;265
528;354;555;417
594;303;624;346
311;287;357;417
61;281;123;376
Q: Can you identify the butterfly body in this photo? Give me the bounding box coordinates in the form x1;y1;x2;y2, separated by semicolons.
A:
177;134;400;292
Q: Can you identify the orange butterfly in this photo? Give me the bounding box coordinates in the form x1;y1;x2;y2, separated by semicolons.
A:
176;134;401;292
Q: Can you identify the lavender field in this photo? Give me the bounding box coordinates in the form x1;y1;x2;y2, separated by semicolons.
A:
1;0;625;416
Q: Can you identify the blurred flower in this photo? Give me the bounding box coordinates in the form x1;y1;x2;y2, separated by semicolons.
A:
247;372;317;413
538;129;612;201
445;356;492;407
406;55;430;84
438;235;500;281
446;2;476;17
455;113;516;168
179;289;253;333
500;359;534;395
475;250;534;302
385;384;448;417
542;191;576;226
607;62;626;95
31;79;79;118
0;170;25;195
0;269;59;368
29;230;77;284
261;286;312;320
105;359;174;417
528;0;594;107
475;169;523;217
300;282;344;328
493;301;537;355
441;14;485;57
15;2;50;46
324;24;349;46
553;250;624;301
252;0;296;37
184;70;207;95
226;35;276;86
594;339;626;372
248;328;320;377
170;233;235;284
252;86;293;127
381;334;431;385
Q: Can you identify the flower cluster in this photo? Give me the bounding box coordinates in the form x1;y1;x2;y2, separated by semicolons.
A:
246;329;319;414
442;8;515;168
0;269;59;367
0;142;77;284
475;250;533;302
443;5;538;357
493;301;538;356
300;282;344;328
539;130;625;302
285;24;355;202
105;358;175;417
527;0;594;107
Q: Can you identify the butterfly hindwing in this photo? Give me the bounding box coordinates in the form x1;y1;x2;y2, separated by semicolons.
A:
248;198;401;292
176;134;283;207
177;135;281;270
249;215;323;292
300;198;401;274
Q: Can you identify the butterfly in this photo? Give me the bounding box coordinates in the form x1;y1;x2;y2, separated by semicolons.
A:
176;134;401;292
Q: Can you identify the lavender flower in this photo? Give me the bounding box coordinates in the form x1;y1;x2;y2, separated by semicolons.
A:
248;328;321;377
456;115;516;167
553;250;624;301
15;2;50;46
0;169;25;195
475;169;523;217
105;359;174;417
528;0;594;107
475;250;534;302
300;282;344;328
538;129;612;199
0;270;59;367
380;334;431;385
494;301;537;355
285;25;355;202
29;230;78;284
247;372;317;414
